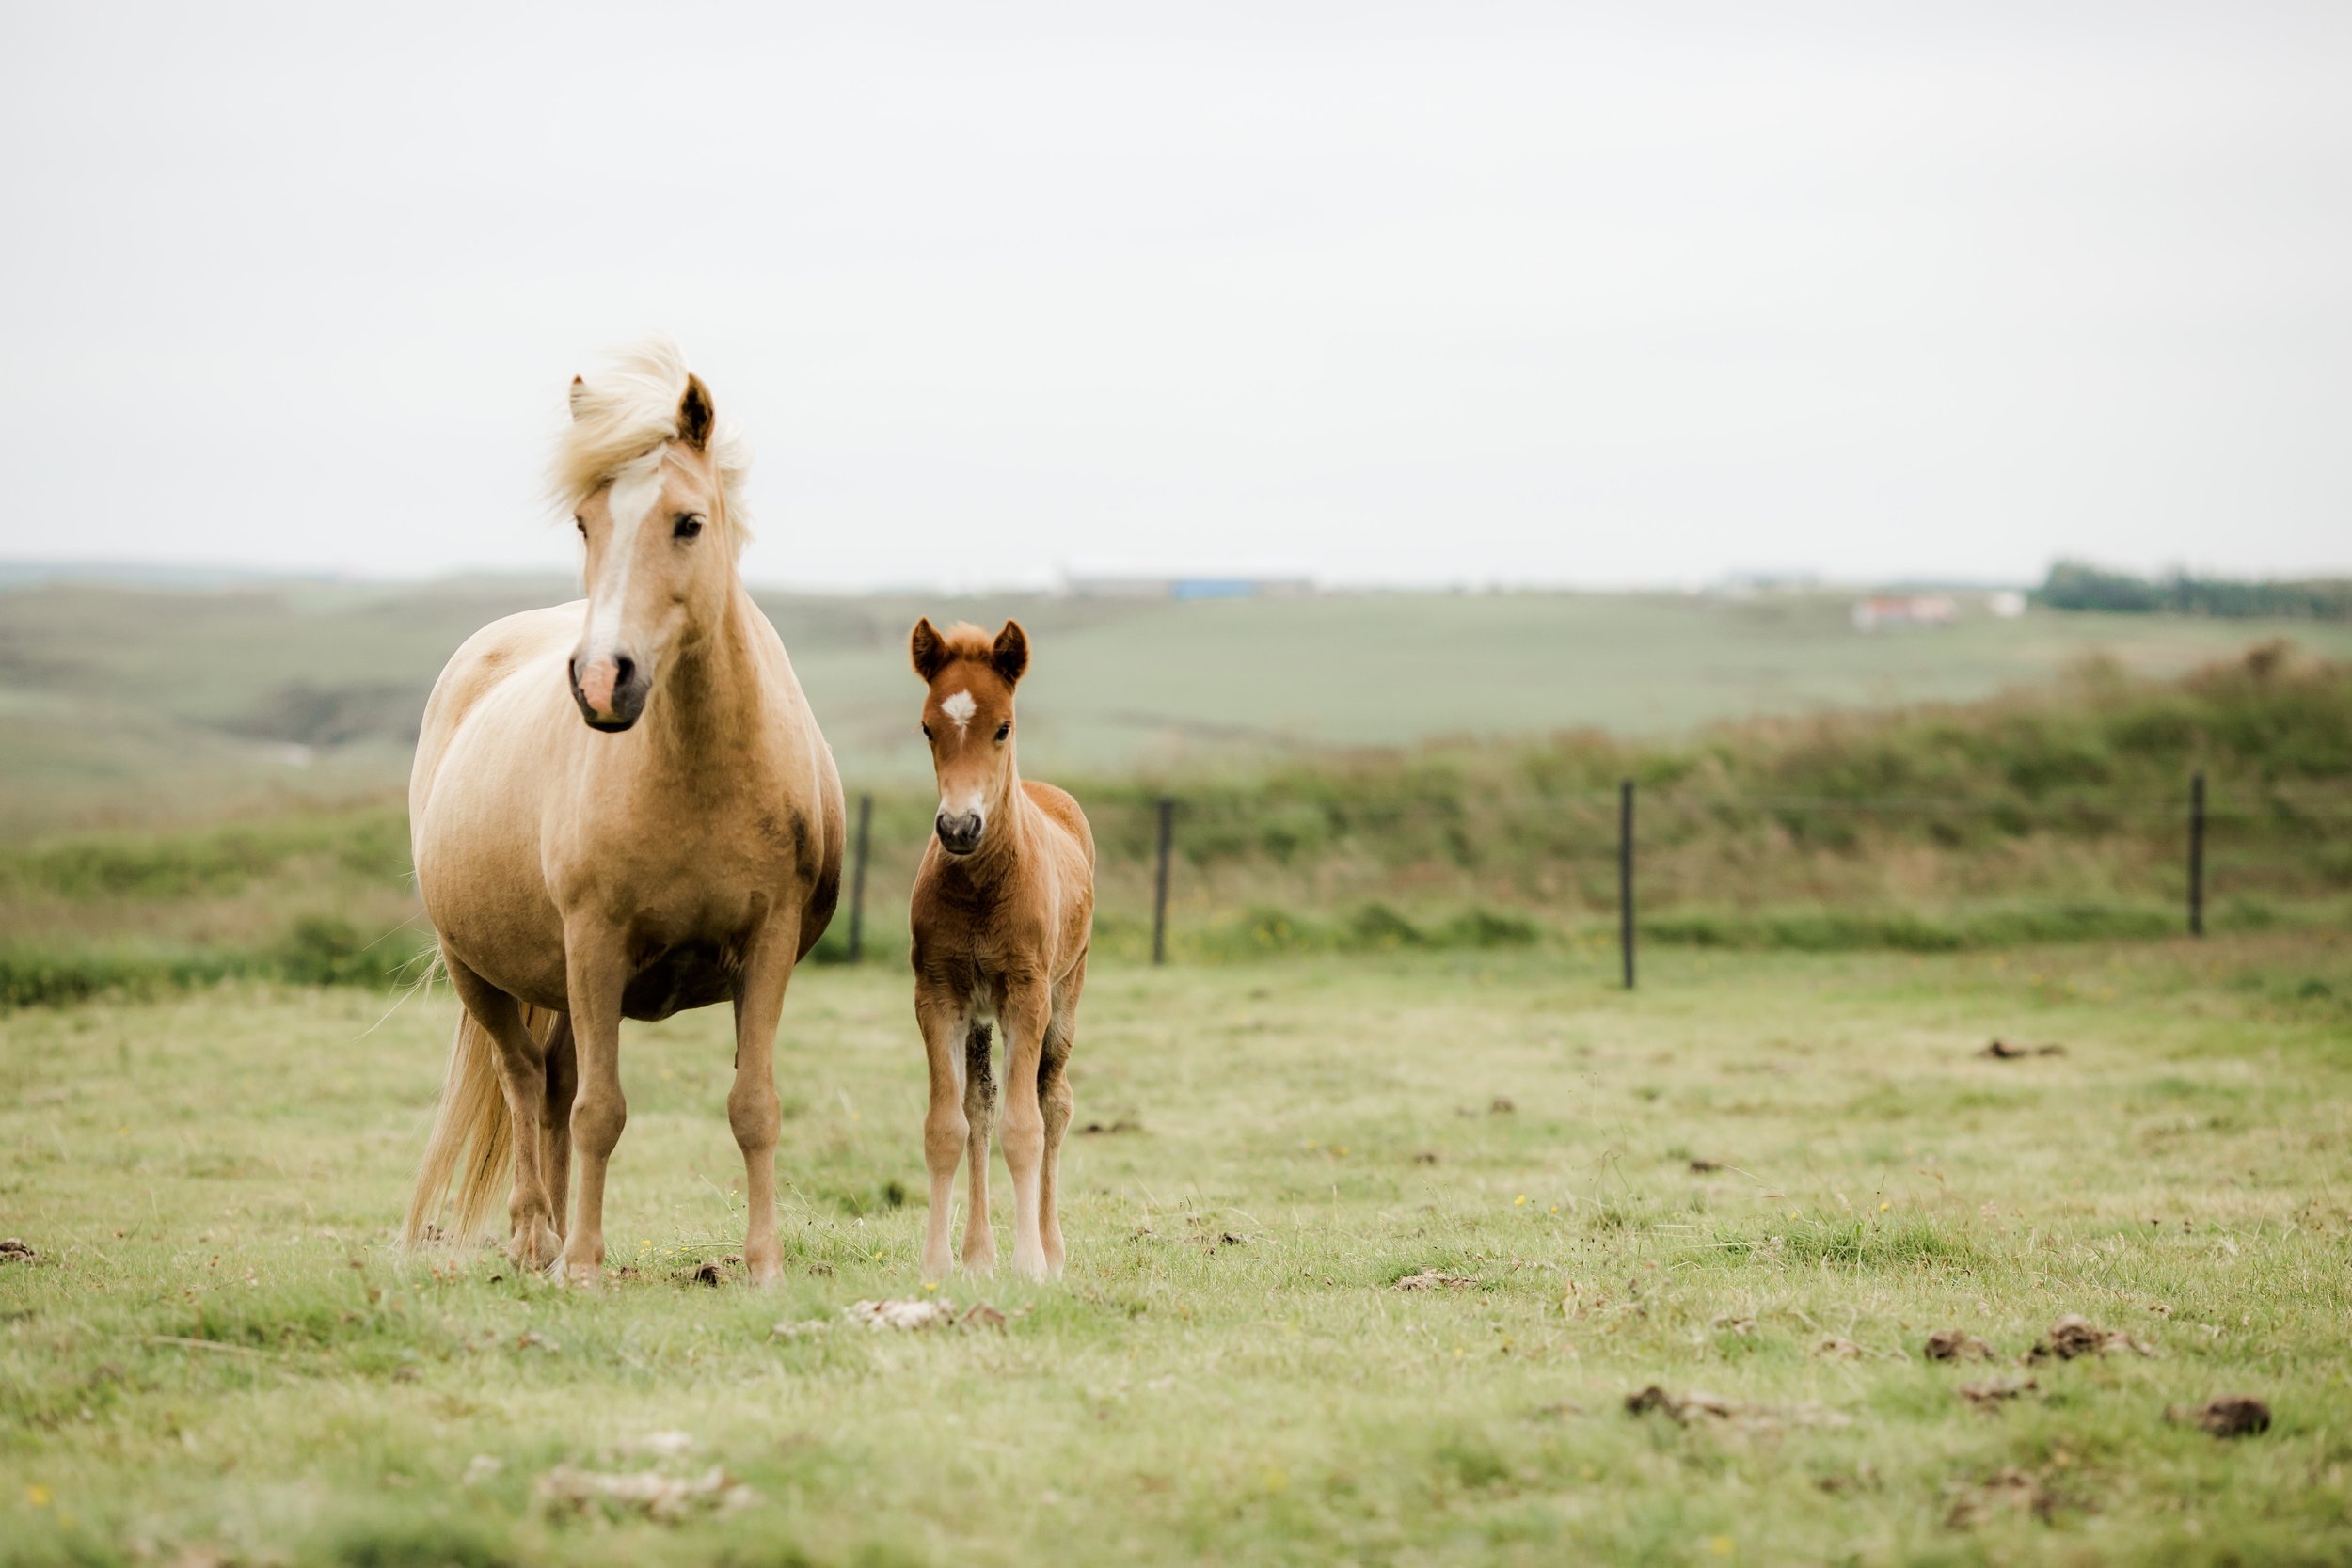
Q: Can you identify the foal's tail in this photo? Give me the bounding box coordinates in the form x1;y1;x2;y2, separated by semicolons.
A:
403;1002;559;1248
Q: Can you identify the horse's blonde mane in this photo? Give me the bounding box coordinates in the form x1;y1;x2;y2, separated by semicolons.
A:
552;338;753;547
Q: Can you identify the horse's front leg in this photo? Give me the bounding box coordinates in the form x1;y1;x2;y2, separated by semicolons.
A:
914;988;970;1282
729;915;801;1287
560;921;629;1287
997;978;1055;1281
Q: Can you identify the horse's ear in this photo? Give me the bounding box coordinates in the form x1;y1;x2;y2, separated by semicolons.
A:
568;375;589;420
676;373;716;451
911;618;948;682
992;620;1029;688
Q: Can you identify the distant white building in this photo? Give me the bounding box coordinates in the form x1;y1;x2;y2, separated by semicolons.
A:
1987;590;2027;619
1852;594;1959;630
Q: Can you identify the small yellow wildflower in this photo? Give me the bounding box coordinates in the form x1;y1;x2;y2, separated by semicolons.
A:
1879;1201;1892;1212
1705;1536;1733;1558
1514;1194;1528;1207
27;1484;51;1507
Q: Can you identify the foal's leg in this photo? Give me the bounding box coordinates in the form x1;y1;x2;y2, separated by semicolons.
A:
1037;951;1087;1275
961;1022;998;1273
559;922;630;1287
914;990;969;1281
729;916;801;1287
442;955;561;1269
997;978;1055;1281
541;1014;577;1240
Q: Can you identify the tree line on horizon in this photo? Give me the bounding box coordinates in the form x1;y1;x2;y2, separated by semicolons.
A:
2038;560;2352;621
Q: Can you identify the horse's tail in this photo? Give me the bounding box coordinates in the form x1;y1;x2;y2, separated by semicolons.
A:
404;1002;557;1248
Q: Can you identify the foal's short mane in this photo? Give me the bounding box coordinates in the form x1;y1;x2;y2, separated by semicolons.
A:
552;338;753;548
927;623;1001;666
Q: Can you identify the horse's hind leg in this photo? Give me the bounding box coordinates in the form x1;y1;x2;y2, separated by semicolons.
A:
961;1022;997;1273
1037;951;1086;1275
540;1014;577;1240
443;955;563;1270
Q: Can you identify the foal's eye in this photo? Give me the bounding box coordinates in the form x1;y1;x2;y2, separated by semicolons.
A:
672;514;704;540
994;722;1010;742
574;516;586;536
921;724;932;741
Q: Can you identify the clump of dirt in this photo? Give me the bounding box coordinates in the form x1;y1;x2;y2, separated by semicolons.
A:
2169;1395;2272;1437
691;1262;724;1286
1393;1269;1476;1291
1079;1117;1141;1135
1925;1329;1994;1361
1626;1386;1738;1423
1489;1096;1517;1115
1687;1158;1724;1173
1625;1386;1851;1432
1412;1151;1440;1164
0;1239;37;1264
535;1463;753;1522
2028;1314;2153;1361
1982;1039;2065;1059
1814;1336;1861;1360
1947;1465;2053;1528
1959;1374;2037;1406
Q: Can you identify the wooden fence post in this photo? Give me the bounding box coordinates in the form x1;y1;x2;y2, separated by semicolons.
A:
2188;771;2205;938
1619;778;1636;990
846;792;873;962
1151;796;1175;966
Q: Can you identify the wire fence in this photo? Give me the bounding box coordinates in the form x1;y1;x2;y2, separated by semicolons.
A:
820;770;2348;979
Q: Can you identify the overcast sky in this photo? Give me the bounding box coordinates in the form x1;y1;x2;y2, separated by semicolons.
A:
3;3;2347;590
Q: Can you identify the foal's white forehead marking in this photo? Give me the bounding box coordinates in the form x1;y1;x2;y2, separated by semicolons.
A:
585;447;667;654
940;690;977;731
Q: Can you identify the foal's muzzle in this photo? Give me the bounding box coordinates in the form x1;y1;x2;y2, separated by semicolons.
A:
935;811;984;856
569;651;650;732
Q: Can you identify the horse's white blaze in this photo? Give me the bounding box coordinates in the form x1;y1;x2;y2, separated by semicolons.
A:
941;689;976;731
940;787;986;820
585;448;667;658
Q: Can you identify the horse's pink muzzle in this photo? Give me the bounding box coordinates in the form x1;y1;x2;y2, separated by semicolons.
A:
568;651;647;731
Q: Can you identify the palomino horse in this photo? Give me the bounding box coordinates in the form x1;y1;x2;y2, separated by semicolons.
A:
403;341;843;1286
906;619;1095;1280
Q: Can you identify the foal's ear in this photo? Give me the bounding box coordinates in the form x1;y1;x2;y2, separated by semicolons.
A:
676;373;716;451
568;375;590;420
910;618;949;682
992;620;1029;688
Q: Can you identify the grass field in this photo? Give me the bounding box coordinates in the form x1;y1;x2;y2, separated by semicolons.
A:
10;573;2352;835
6;934;2350;1566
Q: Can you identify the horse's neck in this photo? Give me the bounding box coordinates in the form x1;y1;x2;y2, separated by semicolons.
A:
644;586;767;767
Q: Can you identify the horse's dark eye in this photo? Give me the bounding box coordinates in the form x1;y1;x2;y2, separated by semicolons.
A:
921;724;932;741
574;517;586;535
673;515;703;540
994;722;1010;741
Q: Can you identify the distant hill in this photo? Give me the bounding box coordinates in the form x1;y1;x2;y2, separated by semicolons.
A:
5;572;2352;836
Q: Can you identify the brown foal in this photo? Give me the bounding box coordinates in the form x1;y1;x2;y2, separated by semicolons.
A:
906;618;1095;1280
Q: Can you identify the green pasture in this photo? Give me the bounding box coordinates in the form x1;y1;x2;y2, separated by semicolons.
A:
5;934;2350;1565
9;575;2352;834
